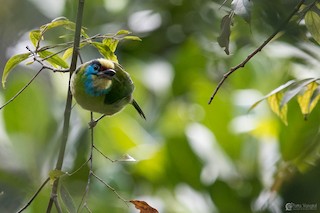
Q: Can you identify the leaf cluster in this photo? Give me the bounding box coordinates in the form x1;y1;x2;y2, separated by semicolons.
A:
2;18;141;88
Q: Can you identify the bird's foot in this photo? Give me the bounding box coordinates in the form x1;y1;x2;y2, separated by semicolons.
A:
88;120;98;129
88;114;106;129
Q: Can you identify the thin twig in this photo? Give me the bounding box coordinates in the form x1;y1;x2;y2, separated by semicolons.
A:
77;112;95;212
208;0;306;104
0;68;43;111
91;172;129;206
93;145;115;163
17;178;50;213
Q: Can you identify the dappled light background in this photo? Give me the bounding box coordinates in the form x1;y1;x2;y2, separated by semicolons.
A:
1;0;320;212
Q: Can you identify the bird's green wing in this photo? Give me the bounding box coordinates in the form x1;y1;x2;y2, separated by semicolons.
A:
104;63;134;104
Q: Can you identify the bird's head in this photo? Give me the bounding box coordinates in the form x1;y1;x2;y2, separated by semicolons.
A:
83;59;116;96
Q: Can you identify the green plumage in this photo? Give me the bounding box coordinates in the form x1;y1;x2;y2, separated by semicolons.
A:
71;58;146;119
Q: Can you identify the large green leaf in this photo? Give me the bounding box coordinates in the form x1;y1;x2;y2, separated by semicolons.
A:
38;50;69;68
2;53;30;88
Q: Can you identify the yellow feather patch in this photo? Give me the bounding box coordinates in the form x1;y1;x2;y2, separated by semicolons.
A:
92;75;113;90
97;58;115;69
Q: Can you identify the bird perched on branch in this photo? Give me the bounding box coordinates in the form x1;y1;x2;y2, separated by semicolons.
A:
71;58;146;125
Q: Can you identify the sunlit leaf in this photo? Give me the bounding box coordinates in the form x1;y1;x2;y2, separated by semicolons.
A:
218;14;233;55
123;35;142;41
116;29;131;35
91;42;118;63
49;169;66;184
38;50;69;68
267;92;288;125
29;30;42;47
231;0;252;23
2;53;30;88
280;78;318;109
62;47;74;60
103;38;119;53
130;200;158;213
298;82;320;119
60;184;76;213
249;80;295;111
305;10;320;44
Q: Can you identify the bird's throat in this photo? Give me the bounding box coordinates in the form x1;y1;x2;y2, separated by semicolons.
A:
85;76;112;96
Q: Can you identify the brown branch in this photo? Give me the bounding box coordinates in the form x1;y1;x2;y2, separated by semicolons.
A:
208;0;306;104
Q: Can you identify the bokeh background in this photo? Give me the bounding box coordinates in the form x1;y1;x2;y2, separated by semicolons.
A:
1;0;320;212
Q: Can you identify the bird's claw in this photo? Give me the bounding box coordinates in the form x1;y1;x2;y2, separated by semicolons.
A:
88;120;98;129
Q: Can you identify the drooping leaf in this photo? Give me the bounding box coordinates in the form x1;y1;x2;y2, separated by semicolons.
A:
305;9;320;44
29;30;42;47
2;53;30;88
130;200;159;213
38;50;69;68
91;42;118;63
49;169;66;185
249;80;295;111
280;78;319;109
231;0;252;23
59;183;76;213
268;92;288;125
218;14;233;55
297;82;320;119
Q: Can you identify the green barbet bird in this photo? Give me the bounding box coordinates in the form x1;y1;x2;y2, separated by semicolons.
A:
71;58;146;122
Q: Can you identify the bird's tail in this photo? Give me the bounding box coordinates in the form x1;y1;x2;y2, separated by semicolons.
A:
132;99;146;120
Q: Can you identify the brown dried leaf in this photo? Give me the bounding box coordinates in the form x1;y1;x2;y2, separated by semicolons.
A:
130;200;159;213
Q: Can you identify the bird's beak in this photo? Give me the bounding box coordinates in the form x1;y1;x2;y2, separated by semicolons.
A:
97;69;116;79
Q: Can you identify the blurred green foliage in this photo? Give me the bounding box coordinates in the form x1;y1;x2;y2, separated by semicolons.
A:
0;0;320;212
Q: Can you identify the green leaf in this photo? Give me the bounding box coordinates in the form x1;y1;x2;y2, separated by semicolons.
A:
249;80;295;111
91;42;118;63
62;47;74;60
305;10;320;44
29;30;42;47
280;78;319;109
123;35;142;41
2;53;30;88
60;184;76;213
116;29;131;35
103;38;119;53
218;14;233;55
38;50;69;68
268;92;288;125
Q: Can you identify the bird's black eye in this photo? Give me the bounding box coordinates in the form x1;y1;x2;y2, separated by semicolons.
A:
92;63;100;71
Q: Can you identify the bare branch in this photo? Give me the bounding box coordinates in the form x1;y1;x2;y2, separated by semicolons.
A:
208;0;307;104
